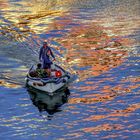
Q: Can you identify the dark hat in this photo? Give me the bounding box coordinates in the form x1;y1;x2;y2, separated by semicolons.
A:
43;41;48;45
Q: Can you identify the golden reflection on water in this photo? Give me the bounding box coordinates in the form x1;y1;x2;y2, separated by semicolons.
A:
83;103;140;122
0;1;140;139
54;21;131;80
0;0;66;51
83;123;124;134
0;65;27;88
43;2;139;81
0;0;68;35
0;80;21;88
0;0;139;71
68;79;140;104
96;0;140;37
80;103;140;138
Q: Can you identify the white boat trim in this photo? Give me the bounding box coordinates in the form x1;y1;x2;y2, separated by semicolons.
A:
26;64;71;93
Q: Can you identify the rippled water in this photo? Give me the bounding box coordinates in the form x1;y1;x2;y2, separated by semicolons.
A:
0;0;140;140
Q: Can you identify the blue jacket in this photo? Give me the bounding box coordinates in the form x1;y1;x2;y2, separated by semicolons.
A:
39;46;55;64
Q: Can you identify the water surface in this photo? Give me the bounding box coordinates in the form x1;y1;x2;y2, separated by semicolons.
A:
0;0;140;140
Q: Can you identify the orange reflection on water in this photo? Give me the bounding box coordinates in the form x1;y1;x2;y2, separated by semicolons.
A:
0;0;9;9
63;132;83;139
69;78;139;104
83;123;124;134
53;21;130;80
68;93;116;104
83;103;140;123
0;0;69;41
112;82;140;95
121;77;140;83
75;85;98;92
0;80;21;88
81;103;140;137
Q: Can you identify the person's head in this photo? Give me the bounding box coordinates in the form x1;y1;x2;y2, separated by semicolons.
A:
37;63;42;69
43;41;48;48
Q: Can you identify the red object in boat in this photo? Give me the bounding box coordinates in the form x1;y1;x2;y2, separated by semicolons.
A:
55;70;62;77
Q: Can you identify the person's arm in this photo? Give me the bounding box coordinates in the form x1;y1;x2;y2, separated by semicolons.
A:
49;47;55;60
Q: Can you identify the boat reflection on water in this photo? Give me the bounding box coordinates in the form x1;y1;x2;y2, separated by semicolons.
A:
27;87;70;117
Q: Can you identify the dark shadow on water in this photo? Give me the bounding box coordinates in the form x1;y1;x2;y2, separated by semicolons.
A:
27;87;70;119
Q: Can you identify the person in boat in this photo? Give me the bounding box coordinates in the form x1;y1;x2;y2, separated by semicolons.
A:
29;63;46;78
36;63;47;78
39;41;55;77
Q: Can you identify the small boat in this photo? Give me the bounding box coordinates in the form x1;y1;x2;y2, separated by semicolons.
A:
25;64;72;93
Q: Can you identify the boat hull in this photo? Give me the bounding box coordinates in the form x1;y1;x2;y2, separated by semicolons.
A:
26;64;71;93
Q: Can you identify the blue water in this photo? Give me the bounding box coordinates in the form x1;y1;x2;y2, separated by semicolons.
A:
0;0;140;140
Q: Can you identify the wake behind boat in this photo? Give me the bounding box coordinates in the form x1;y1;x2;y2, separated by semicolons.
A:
25;63;72;94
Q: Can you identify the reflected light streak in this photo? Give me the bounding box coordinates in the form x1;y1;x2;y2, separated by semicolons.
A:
83;107;134;122
69;80;140;104
0;0;68;34
0;80;21;88
53;20;131;80
83;123;124;134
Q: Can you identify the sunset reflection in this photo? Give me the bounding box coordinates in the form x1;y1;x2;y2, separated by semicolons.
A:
83;103;140;122
0;0;139;140
0;0;68;42
54;21;130;80
69;80;140;104
0;80;21;88
83;123;124;134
